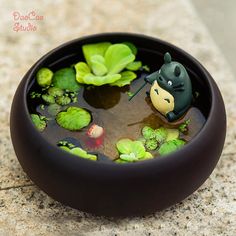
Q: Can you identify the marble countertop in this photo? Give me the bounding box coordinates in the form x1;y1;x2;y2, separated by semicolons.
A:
0;0;235;235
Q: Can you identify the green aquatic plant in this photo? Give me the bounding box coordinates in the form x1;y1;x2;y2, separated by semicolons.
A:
30;114;47;132
58;141;97;161
166;128;179;141
142;126;155;140
52;68;81;92
154;127;168;143
158;139;186;156
36;68;53;87
125;61;142;71
115;139;153;163
74;42;142;87
30;91;41;99
140;125;185;154
42;94;55;104
48;87;64;97
56;106;91;131
145;138;158;151
179;119;191;133
55;96;71;106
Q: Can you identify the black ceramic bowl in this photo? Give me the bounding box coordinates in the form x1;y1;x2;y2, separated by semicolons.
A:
10;33;226;216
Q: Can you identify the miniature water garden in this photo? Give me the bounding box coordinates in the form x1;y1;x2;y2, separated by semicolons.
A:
28;42;206;163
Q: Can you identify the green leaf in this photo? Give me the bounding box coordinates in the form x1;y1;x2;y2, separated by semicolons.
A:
83;73;121;86
36;68;53;87
142;126;155;139
142;152;153;160
159;139;186;156
82;42;111;67
131;141;146;158
70;147;97;161
120;153;139;162
52;68;80;92
166;128;179;141
48;87;64;97
55;96;71;105
125;61;142;71
90;55;107;76
179;119;191;133
74;62;91;83
60;146;97;161
104;44;135;74
42;94;55;104
122;42;138;55
56;106;91;131
155;127;168;143
31;114;46;132
110;71;137;87
116;138;133;154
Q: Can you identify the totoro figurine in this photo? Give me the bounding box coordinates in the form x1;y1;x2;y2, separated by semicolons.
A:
145;52;192;121
129;52;192;122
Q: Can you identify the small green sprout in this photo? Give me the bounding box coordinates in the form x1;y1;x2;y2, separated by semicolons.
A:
30;91;41;99
30;114;47;132
39;104;45;110
145;138;158;151
56;106;91;131
42;94;55;104
58;140;75;149
179;119;191;133
115;139;153;163
141;65;150;72
158;139;186;156
48;87;64;97
55;96;71;106
36;68;53;87
126;91;134;97
142;126;155;139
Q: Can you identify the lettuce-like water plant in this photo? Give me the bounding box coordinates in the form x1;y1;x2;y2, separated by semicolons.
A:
115;139;153;163
74;42;142;87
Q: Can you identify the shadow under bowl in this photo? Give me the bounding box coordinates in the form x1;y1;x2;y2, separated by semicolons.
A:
10;33;226;216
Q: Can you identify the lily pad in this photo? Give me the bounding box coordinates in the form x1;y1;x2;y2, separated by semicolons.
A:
56;106;91;131
52;68;81;92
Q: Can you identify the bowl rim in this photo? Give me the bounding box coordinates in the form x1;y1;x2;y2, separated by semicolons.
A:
20;32;221;168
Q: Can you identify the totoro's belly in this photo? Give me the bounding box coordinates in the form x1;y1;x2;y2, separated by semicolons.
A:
150;81;174;115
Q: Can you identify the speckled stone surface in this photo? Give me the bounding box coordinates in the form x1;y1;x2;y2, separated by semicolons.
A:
0;0;235;235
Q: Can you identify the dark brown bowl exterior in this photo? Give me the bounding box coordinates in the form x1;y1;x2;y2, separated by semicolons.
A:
10;33;226;216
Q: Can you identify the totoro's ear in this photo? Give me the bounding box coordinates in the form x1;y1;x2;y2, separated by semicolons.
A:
164;52;172;64
174;65;181;77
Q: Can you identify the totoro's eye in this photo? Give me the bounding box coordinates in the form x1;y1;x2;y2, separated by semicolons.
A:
167;80;172;86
